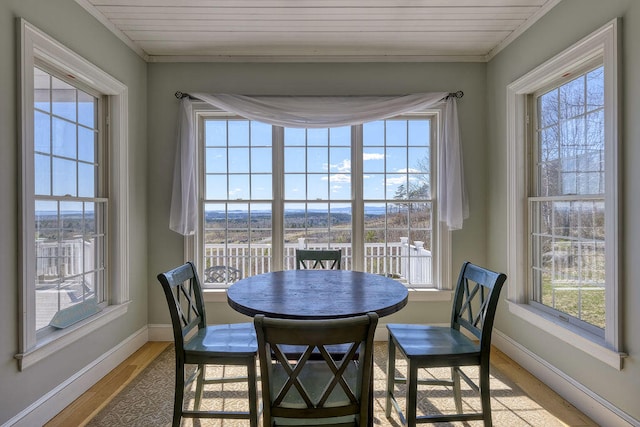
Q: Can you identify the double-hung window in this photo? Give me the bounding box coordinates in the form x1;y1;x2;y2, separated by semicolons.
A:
18;20;129;370
506;19;622;368
196;110;450;291
530;64;606;335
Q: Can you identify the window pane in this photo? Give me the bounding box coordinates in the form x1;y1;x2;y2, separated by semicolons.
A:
251;147;272;173
51;77;76;122
206;121;227;146
206;148;227;173
307;128;328;146
34;67;50;112
285;174;305;200
284;127;305;146
228;147;249;173
386;147;407;171
229;174;250;199
363;120;384;146
78;127;96;163
284;147;305;173
386;120;407;146
363;174;385;199
206;175;227;199
35;154;51;196
362;148;384;173
78;163;96;197
52;157;76;197
52;117;76;159
307;147;327;173
77;91;96;128
307;174;328;199
228;120;249;146
408;120;430;146
35;111;51;153
329;147;350;173
251;174;272;199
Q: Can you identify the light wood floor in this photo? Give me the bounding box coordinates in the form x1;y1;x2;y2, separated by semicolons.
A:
46;342;596;427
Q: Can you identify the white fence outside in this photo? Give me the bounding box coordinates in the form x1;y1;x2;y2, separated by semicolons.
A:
203;237;433;286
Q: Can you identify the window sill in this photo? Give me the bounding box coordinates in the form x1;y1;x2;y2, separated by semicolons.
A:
15;302;130;371
506;300;625;370
204;287;452;303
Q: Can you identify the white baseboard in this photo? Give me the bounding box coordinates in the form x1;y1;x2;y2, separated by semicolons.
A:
147;323;173;341
4;326;149;427
493;330;639;427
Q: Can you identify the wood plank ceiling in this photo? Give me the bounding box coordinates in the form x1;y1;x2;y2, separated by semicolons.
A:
75;0;561;62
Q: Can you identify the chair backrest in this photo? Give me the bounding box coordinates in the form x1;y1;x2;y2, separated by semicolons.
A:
204;265;242;284
157;262;206;353
451;261;507;356
296;249;342;270
254;312;378;426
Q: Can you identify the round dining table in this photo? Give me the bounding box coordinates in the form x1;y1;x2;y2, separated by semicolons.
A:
226;269;408;320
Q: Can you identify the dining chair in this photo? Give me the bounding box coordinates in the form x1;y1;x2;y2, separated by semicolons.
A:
385;261;507;426
254;312;378;427
157;262;259;427
296;248;342;270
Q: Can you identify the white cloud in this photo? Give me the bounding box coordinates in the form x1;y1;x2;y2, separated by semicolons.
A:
386;176;407;186
321;174;351;183
329;159;351;172
363;152;385;161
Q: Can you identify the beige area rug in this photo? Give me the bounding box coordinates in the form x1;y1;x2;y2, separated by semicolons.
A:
87;343;571;427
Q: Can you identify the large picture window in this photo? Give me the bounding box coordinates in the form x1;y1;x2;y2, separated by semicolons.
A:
197;112;445;289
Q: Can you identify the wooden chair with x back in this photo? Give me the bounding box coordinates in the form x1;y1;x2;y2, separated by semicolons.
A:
296;249;342;270
255;312;378;426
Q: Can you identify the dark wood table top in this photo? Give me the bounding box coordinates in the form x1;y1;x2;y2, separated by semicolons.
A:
227;270;408;320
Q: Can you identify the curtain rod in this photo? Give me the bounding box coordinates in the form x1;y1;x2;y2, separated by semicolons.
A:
174;91;463;100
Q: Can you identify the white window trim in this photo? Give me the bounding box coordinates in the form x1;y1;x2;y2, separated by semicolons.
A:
16;19;130;370
184;104;451;294
506;18;624;369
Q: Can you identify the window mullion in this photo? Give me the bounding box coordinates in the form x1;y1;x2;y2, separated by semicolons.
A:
272;126;284;270
351;125;364;271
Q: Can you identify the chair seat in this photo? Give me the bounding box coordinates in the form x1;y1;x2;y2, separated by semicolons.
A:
184;322;257;358
387;324;480;362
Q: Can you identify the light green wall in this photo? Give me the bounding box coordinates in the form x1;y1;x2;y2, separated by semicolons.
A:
0;1;148;424
486;0;640;420
146;62;489;327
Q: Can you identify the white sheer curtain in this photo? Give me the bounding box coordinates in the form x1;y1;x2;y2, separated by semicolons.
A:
169;93;468;235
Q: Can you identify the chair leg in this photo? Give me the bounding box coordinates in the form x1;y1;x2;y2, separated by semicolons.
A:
385;338;397;418
247;357;259;427
406;360;418;427
452;367;462;414
173;362;185;427
194;364;205;411
480;365;493;427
